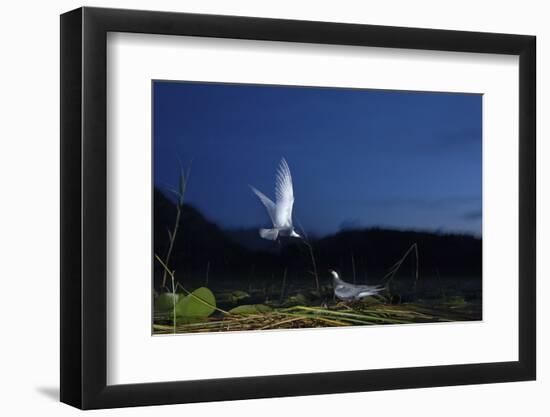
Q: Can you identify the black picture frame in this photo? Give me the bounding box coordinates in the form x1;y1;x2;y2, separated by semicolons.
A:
60;6;536;410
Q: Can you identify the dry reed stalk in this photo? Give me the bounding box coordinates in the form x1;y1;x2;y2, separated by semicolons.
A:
279;267;287;303
161;165;191;289
382;243;419;287
351;253;357;284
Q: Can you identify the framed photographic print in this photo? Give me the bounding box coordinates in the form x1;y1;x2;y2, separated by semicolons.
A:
60;6;536;409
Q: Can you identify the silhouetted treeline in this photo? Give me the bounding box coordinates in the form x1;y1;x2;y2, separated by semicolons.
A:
153;188;481;290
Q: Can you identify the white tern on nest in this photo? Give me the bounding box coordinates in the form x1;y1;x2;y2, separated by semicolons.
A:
330;270;386;301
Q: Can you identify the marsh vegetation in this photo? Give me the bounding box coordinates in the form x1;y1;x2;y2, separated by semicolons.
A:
152;175;482;335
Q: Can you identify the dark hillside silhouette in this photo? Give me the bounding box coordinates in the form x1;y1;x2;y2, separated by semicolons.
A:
154;188;481;292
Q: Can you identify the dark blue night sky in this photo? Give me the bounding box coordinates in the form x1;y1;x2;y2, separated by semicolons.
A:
153;81;482;237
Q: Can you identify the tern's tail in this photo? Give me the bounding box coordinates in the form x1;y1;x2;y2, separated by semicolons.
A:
373;282;389;293
259;228;279;241
373;285;387;294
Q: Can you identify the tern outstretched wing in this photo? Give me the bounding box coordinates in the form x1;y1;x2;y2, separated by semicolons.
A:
250;185;277;226
274;158;295;228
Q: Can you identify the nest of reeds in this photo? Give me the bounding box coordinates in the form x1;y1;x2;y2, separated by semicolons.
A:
153;297;480;334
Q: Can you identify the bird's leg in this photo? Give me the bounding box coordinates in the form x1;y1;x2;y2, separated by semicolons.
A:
276;238;282;252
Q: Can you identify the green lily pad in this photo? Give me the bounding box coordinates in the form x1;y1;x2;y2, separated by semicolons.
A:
230;290;250;303
175;287;216;320
229;304;272;315
154;292;180;312
444;296;467;308
285;293;308;305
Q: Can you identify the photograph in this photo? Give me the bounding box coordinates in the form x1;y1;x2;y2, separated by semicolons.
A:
53;3;538;412
152;81;483;334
